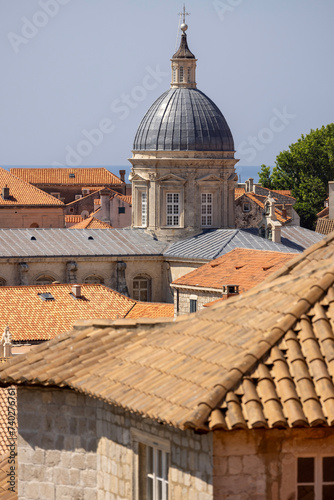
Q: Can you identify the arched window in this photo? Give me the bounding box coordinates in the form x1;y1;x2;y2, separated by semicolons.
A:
267;225;273;241
84;275;105;284
30;223;39;228
133;275;151;302
172;66;177;82
34;275;55;285
187;67;191;83
0;278;6;286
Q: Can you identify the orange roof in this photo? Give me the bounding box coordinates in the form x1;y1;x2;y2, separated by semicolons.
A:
111;192;132;205
10;168;123;186
240;192;291;224
0;284;171;341
234;187;245;199
172;248;295;293
126;302;174;319
0;168;64;206
317;206;329;218
65;214;83;223
69;216;113;229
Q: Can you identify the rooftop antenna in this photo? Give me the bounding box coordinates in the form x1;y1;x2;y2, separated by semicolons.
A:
175;4;190;51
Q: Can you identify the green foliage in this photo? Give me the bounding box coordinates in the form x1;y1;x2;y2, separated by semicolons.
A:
258;124;334;229
258;164;272;189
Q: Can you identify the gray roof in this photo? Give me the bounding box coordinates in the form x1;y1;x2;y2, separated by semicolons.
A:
0;228;167;258
280;226;325;248
172;33;195;59
133;88;234;152
164;229;314;261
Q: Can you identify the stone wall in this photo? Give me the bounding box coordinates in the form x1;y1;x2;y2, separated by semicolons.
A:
174;288;222;315
0;207;64;229
213;427;334;500
235;195;263;229
18;386;213;500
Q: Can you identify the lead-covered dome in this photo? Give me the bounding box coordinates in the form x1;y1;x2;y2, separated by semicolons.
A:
133;87;234;152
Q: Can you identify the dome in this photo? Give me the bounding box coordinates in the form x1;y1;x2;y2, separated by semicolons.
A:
133;88;234;152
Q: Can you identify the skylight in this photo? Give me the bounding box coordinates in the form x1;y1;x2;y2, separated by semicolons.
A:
38;293;55;301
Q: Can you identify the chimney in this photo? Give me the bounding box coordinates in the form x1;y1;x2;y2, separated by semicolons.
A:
281;208;287;219
119;170;126;183
72;284;81;298
248;178;254;192
329;182;334;219
100;189;111;222
2;186;9;200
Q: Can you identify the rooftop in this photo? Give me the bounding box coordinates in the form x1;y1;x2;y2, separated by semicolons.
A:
0;168;64;206
0;283;174;342
171;248;295;292
69;216;113;229
1;234;334;431
10;168;123;186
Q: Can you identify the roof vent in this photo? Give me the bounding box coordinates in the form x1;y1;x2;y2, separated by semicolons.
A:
71;285;81;299
30;236;37;241
2;186;10;200
88;236;94;240
38;292;55;301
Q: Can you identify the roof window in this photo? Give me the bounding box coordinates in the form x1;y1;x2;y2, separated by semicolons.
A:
88;236;94;240
69;173;75;178
30;236;37;241
38;292;55;301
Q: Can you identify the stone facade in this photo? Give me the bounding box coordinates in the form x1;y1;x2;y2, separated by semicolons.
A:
235;193;264;229
17;387;213;500
214;427;334;500
174;288;222;315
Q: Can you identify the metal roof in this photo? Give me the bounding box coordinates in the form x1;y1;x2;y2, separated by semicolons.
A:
0;228;167;258
133;88;234;152
164;229;307;260
280;226;325;248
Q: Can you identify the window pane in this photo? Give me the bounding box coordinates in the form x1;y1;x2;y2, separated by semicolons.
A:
323;457;334;482
298;486;314;500
298;457;314;483
158;480;162;500
173;194;179;203
323;485;334;499
207;194;212;203
147;477;153;500
157;449;162;477
147;446;153;474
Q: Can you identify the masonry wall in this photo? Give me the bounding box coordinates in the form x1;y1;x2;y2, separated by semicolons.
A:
0;207;64;229
213;427;334;500
18;387;213;500
235;196;263;229
174;288;222;315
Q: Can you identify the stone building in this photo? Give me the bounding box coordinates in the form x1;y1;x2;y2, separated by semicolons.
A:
171;248;295;315
1;231;334;499
129;23;238;242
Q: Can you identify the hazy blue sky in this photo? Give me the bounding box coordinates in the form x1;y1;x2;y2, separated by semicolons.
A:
1;0;333;176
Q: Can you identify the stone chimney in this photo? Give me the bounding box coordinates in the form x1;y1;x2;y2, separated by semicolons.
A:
71;284;81;298
119;170;126;183
100;189;111;222
2;186;10;200
329;182;334;219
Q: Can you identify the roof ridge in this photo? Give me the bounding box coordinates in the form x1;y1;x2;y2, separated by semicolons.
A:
184;265;334;430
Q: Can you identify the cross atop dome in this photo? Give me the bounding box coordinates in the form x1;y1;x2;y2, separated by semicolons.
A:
178;4;190;31
171;5;197;88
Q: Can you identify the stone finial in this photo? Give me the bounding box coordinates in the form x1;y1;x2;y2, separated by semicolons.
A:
1;326;12;358
2;325;11;344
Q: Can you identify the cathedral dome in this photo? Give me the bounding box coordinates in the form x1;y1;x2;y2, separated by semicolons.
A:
133;87;234;152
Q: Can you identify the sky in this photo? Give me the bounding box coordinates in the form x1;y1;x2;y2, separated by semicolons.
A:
0;0;333;181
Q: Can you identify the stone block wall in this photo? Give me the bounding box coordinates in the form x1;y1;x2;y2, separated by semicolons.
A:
213;427;334;500
174;288;222;315
18;386;213;500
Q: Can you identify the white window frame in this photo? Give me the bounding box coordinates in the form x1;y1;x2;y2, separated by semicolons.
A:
141;192;148;227
201;193;213;227
132;429;170;500
296;454;334;499
166;193;180;227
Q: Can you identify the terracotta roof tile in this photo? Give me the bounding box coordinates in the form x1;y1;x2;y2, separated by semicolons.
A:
0;168;64;206
317;206;329;218
315;218;334;235
234;187;245;199
243;192;291;223
126;302;174;319
65;215;83;223
172;248;295;293
2;234;334;431
0;284;170;341
0;450;17;499
111;192;132;205
10;168;123;186
69;217;113;229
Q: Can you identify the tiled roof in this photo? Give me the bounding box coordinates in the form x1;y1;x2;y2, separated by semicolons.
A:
65;215;83;223
0;168;64;206
0;387;16;455
240;192;291;224
2;234;334;432
126;302;174;319
317;206;329;218
0;284;172;342
171;249;295;293
234;188;245;199
0;450;17;499
315;218;334;235
111;192;132;205
10;168;123;186
69;217;113;229
0;228;167;258
256;186;295;200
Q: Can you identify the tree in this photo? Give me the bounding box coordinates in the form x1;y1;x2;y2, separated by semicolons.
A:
258;164;272;189
258;124;334;229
